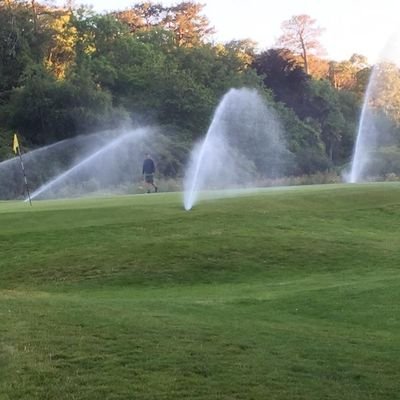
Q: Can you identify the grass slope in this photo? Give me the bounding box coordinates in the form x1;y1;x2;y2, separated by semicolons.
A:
0;183;399;399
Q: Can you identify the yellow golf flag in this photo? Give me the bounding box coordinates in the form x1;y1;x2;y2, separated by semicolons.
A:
13;134;19;154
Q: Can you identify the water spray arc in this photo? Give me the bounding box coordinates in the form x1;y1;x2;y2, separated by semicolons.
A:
184;102;227;211
348;67;378;183
0;138;78;200
28;128;148;200
183;88;290;210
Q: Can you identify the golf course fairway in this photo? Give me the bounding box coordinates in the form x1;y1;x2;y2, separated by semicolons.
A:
0;183;399;399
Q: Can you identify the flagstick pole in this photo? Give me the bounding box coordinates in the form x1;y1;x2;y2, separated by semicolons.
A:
17;148;32;206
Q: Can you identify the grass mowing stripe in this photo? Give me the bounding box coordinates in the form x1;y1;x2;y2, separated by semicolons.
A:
0;183;399;399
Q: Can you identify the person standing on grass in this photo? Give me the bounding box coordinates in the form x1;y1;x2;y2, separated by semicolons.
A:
142;153;158;193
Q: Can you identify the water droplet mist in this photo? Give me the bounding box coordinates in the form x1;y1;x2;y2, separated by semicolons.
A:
183;88;291;210
0;127;168;200
348;33;400;182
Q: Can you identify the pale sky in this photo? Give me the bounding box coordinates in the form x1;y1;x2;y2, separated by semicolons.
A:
66;0;400;63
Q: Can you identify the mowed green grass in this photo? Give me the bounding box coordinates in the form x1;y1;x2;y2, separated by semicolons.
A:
0;183;399;400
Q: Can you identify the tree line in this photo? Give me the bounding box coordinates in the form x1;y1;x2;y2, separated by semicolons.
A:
0;0;393;178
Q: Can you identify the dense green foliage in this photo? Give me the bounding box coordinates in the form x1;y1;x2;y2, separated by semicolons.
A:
0;0;388;176
1;184;399;399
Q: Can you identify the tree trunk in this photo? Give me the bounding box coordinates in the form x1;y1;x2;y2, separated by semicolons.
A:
300;37;309;75
31;0;38;34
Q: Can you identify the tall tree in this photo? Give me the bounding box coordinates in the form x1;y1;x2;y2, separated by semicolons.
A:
43;10;78;79
0;0;40;93
303;79;348;162
252;48;309;111
276;14;325;75
328;54;369;91
112;2;213;48
223;39;257;70
305;54;329;79
165;2;214;47
111;2;166;33
370;62;400;124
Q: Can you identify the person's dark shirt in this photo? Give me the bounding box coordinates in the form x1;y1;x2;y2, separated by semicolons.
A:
142;158;155;174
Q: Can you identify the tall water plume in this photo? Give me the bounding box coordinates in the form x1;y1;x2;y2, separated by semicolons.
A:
183;88;291;210
349;33;400;182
